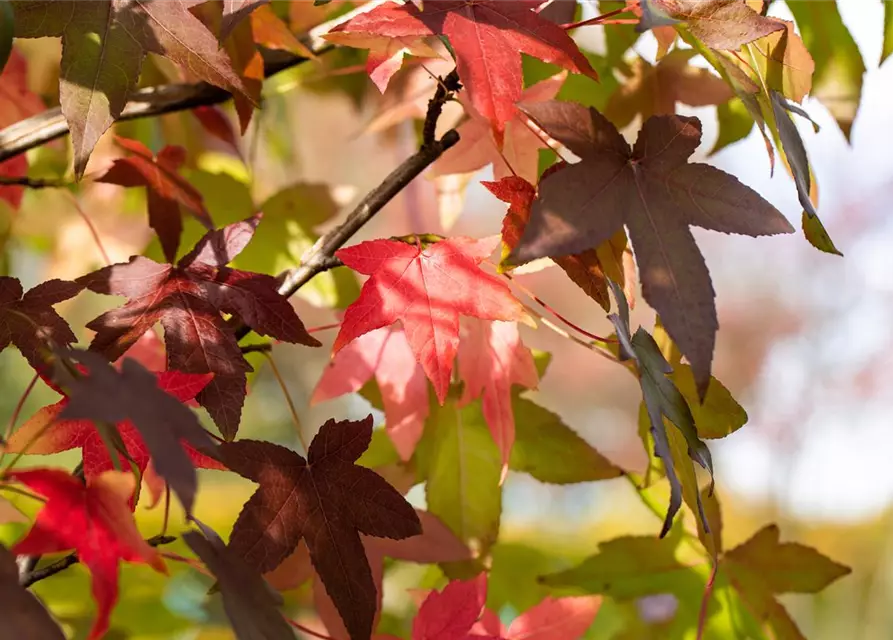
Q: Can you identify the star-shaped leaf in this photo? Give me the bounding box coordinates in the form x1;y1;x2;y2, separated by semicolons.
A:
313;325;430;461
604;49;733;129
10;0;251;176
96;137;213;263
650;0;784;50
457;319;538;475
432;72;567;184
78;215;320;438
333;237;525;404
219;415;421;640
9;469;167;640
486;174;634;312
412;575;492;640
7;353;222;513
511;101;793;394
328;0;597;138
0;276;82;373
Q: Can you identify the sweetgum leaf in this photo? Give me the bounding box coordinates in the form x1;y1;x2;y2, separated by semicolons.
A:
334;237;525;404
0;277;82;373
220;0;268;40
511;394;623;484
328;0;597;138
97;137;213;263
883;2;893;66
513;101;793;394
0;544;65;639
183;524;294;640
650;0;783;50
313;326;430;461
412;575;490;640
219;416;421;640
9;469;167;640
416;394;502;561
48;349;220;515
7;359;223;511
78;216;320;437
504;595;602;640
10;0;250;176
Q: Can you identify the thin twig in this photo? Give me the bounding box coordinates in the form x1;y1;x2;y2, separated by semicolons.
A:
261;351;308;453
0;48;324;165
0;176;70;189
234;76;462;341
20;535;176;588
422;69;461;146
240;343;273;355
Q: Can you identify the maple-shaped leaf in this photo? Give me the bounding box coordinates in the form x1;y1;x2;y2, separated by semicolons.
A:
219;415;421;640
432;72;567;184
605;49;733;129
10;0;250;176
183;522;294;640
268;510;472;639
328;0;598;138
457;319;537;475
0;544;65;639
78;215;320;438
511;102;793;394
96;137;213;263
9;469;167;640
7;353;223;513
0;48;44;209
487;174;634;312
412;575;496;640
650;0;784;50
312;325;430;461
470;592;601;640
0;277;82;373
333;237;525;404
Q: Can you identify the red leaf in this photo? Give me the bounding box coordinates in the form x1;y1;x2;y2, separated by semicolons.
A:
458;319;538;474
13;0;251;176
504;596;601;640
219;416;421;640
412;574;493;640
0;49;45;209
78;216;320;438
329;0;597;137
333;237;525;404
0;277;82;374
193;106;240;151
512;102;794;395
433;72;567;184
97;137;213;262
312;325;430;461
220;0;268;40
9;469;167;640
7;352;222;513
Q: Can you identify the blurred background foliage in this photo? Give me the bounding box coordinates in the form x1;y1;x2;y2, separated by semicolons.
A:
2;1;893;638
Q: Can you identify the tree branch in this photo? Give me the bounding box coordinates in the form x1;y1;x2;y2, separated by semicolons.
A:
234;76;462;341
19;534;176;588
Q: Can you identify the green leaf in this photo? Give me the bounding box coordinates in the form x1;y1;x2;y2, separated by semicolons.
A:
802;209;843;256
671;365;748;439
416;395;502;557
882;0;893;66
711;98;755;156
539;527;704;601
788;2;865;140
488;543;562;612
510;395;623;484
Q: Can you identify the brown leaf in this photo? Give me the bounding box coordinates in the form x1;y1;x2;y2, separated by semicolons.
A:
511;101;793;394
653;0;784;50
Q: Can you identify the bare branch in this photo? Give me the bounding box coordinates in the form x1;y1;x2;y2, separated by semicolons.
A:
20;534;176;588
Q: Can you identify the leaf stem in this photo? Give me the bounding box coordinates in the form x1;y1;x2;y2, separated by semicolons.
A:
286;619;337;640
562;6;632;30
0;483;46;503
261;352;309;454
500;270;617;343
1;371;38;460
519;302;618;363
62;192;111;266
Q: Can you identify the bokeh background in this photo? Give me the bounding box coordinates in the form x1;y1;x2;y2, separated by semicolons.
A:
1;1;892;638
